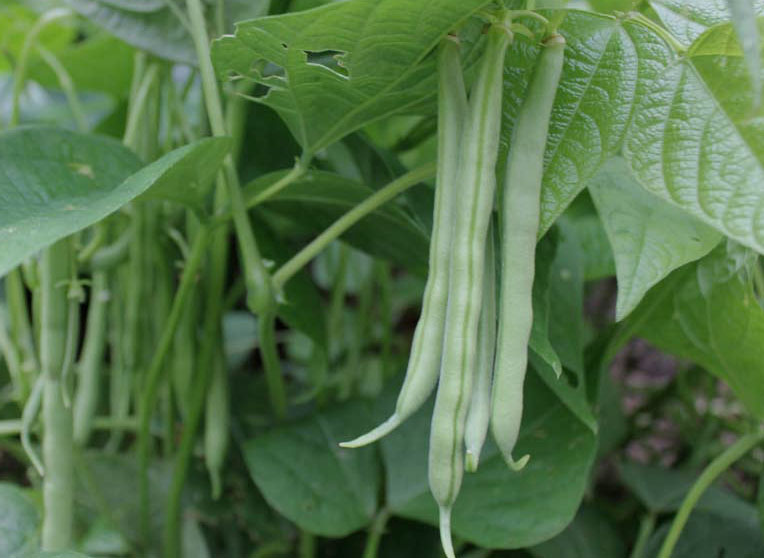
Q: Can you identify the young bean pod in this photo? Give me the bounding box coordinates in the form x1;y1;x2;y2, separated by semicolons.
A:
73;271;109;446
340;35;467;448
491;34;565;471
464;220;497;473
429;20;512;558
205;351;229;500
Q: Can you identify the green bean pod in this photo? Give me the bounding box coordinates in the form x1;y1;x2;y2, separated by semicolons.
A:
73;270;109;446
464;220;497;473
491;34;565;471
204;350;229;500
340;35;467;448
429;22;512;558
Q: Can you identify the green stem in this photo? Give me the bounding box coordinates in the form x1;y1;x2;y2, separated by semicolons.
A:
10;8;72;127
6;269;38;389
657;430;764;558
0;306;24;401
244;159;308;209
138;224;211;543
185;0;274;315
362;508;390;558
259;309;288;419
39;240;73;551
272;162;436;290
629;512;655;558
123;64;160;150
299;531;316;558
36;45;88;133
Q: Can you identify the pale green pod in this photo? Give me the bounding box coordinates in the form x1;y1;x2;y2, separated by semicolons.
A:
340;35;467;449
428;22;512;558
464;220;497;473
491;35;566;471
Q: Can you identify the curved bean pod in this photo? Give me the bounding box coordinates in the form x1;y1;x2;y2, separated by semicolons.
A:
429;21;512;558
340;35;467;448
491;34;566;471
464;220;497;473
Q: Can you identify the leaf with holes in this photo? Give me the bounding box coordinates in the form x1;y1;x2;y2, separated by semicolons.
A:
211;0;491;155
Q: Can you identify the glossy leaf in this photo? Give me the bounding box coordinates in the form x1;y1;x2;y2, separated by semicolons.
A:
247;169;430;275
211;0;491;154
623;19;764;255
628;242;764;418
648;0;764;46
381;372;597;549
240;399;381;537
0;126;141;277
589;157;720;321
0;483;38;558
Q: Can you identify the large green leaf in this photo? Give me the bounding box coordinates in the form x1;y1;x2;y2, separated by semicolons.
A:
247;169;430;275
239;399;381;537
0;129;230;278
63;0;196;64
0;483;38;558
628;242;764;418
137;137;232;212
648;0;764;46
211;0;491;155
0;126;140;276
381;372;597;549
623;17;764;255
620;461;759;514
528;506;626;558
588;158;720;321
499;12;653;236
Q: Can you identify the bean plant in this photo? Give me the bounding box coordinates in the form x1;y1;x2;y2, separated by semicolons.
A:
1;0;763;557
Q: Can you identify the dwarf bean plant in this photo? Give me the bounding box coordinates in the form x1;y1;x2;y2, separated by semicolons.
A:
1;0;764;557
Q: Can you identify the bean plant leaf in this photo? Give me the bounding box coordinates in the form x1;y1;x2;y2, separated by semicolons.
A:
726;0;763;102
246;169;430;275
381;372;597;549
0;483;38;558
620;461;760;514
63;0;196;64
588;157;721;321
138;137;232;212
211;0;491;155
531;220;597;432
644;504;764;557
499;12;651;236
0;128;231;278
623;17;764;256
239;399;381;537
528;506;626;558
0;126;141;277
648;0;764;47
628;242;764;418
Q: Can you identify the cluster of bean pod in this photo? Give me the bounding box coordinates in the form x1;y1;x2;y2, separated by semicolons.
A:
341;10;565;557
